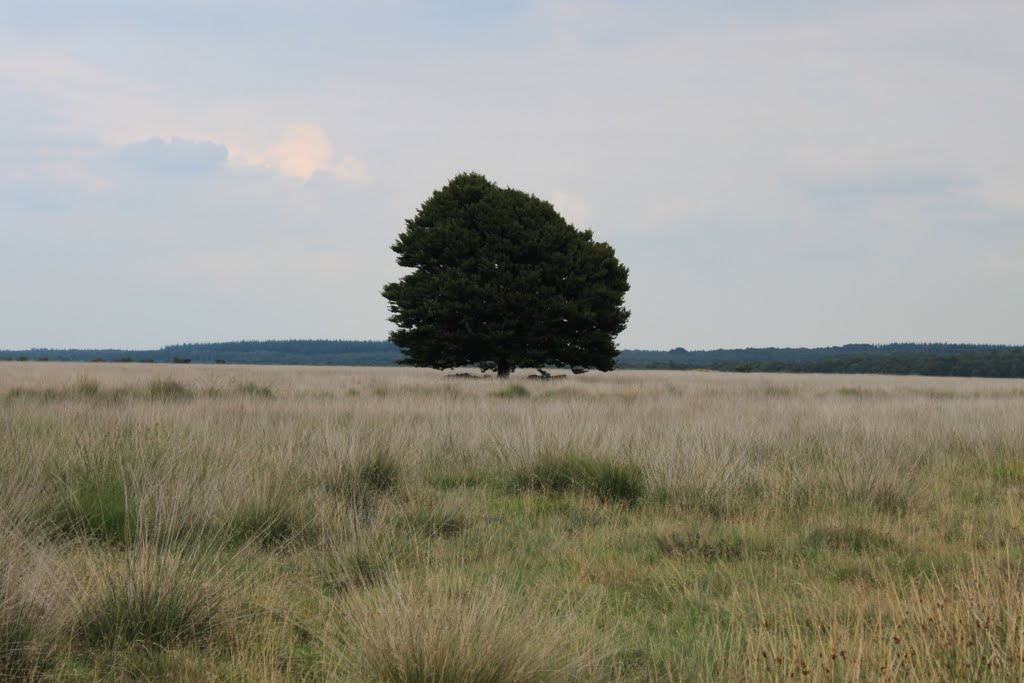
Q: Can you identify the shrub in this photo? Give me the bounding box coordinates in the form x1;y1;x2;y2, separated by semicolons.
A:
513;453;645;505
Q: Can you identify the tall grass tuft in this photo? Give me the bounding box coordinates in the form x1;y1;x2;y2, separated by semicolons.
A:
513;453;646;504
235;382;274;399
321;447;402;509
0;528;64;680
493;383;530;399
335;573;597;682
226;481;311;548
76;545;234;650
148;379;194;401
46;452;135;545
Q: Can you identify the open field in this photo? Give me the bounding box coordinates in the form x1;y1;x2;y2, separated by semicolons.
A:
1;362;1023;681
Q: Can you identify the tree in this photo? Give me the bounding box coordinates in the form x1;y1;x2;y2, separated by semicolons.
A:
382;172;630;378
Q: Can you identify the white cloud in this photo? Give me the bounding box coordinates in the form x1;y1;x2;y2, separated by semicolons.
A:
243;123;367;182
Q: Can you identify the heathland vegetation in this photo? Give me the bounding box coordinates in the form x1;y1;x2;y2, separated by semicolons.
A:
1;362;1023;680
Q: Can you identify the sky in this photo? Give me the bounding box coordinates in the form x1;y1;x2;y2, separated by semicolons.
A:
1;0;1022;351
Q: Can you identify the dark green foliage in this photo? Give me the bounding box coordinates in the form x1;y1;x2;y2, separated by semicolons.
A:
804;525;896;553
617;343;1024;378
6;340;1024;378
513;454;645;505
382;172;630;377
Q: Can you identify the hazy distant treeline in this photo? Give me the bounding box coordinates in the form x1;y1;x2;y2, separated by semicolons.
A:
2;340;1023;378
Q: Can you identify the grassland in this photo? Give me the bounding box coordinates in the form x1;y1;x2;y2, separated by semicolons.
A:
1;362;1022;681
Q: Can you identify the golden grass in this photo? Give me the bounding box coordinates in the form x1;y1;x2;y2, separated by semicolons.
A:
0;361;1022;680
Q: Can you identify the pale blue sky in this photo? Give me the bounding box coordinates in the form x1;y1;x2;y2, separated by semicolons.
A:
1;1;1022;350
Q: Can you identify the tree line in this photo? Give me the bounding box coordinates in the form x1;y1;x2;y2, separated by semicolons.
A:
3;340;1023;378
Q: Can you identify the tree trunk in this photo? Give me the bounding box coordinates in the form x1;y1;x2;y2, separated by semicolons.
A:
497;360;512;378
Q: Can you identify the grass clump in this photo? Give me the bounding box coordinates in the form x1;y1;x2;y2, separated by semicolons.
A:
148;380;194;401
403;501;469;539
235;382;273;399
513;453;645;505
226;485;311;548
1;537;57;681
76;547;230;650
321;449;402;509
46;455;135;545
493;383;530;399
655;531;746;562
336;573;595;682
803;525;897;553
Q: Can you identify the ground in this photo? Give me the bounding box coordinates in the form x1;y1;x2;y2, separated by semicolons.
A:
1;362;1022;681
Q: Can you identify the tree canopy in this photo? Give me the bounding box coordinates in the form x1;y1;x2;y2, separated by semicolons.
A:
382;172;630;377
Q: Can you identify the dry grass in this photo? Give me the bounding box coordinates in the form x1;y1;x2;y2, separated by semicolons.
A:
0;361;1022;679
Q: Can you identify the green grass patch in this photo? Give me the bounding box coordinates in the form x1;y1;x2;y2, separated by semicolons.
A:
803;525;897;554
513;453;646;505
225;482;311;548
403;502;470;539
654;531;746;562
321;449;402;509
493;383;530;399
45;457;136;545
992;460;1024;485
148;380;194;401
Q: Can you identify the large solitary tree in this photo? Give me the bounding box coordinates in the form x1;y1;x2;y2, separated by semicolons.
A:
382;173;630;377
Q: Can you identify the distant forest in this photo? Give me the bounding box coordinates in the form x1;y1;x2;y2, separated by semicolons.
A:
2;340;1024;379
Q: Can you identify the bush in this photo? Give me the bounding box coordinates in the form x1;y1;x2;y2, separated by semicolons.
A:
513;453;645;505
